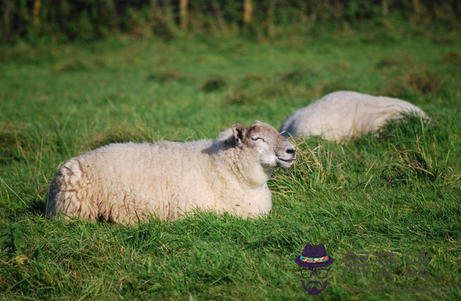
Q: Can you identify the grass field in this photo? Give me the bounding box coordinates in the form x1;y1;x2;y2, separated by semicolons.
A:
1;28;460;300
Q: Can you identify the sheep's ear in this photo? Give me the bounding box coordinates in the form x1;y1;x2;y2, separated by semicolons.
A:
232;123;247;148
252;120;262;125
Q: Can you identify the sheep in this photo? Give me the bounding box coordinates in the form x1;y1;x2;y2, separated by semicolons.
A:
279;91;428;141
46;121;296;224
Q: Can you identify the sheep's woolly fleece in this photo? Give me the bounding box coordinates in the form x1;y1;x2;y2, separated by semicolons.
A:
46;121;296;224
279;91;428;141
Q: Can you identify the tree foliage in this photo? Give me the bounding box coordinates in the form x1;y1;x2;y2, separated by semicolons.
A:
1;0;460;43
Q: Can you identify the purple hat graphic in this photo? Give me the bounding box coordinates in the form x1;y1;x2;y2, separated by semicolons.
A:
294;243;334;268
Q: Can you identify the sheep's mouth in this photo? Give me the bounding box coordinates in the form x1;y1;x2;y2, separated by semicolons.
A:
277;157;295;168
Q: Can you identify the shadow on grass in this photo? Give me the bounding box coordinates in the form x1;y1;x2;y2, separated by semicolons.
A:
28;199;46;217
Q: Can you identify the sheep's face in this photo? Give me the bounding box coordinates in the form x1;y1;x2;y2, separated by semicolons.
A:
232;121;296;170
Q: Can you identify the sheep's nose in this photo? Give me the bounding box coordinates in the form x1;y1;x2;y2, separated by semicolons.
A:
286;147;296;156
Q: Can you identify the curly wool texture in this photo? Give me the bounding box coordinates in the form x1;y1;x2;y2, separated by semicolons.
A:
280;91;428;141
46;122;295;224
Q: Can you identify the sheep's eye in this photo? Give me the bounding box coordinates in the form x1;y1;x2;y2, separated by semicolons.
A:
251;137;264;142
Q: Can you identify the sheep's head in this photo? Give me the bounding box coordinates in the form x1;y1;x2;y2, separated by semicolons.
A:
232;120;296;169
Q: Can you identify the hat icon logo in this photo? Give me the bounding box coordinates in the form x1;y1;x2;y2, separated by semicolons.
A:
294;243;334;296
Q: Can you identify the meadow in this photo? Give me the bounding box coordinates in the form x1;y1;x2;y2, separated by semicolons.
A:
0;28;460;300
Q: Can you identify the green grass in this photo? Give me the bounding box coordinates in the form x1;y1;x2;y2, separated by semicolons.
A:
0;29;460;300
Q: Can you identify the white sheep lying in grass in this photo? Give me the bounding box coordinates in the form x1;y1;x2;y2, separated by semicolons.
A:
280;91;428;141
46;121;296;224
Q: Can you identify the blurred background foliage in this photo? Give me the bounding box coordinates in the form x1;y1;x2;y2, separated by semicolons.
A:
1;0;460;44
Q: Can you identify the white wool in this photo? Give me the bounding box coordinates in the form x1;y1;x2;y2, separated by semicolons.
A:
279;91;428;141
46;121;295;224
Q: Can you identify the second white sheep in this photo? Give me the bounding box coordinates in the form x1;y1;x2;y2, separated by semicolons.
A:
280;91;427;141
